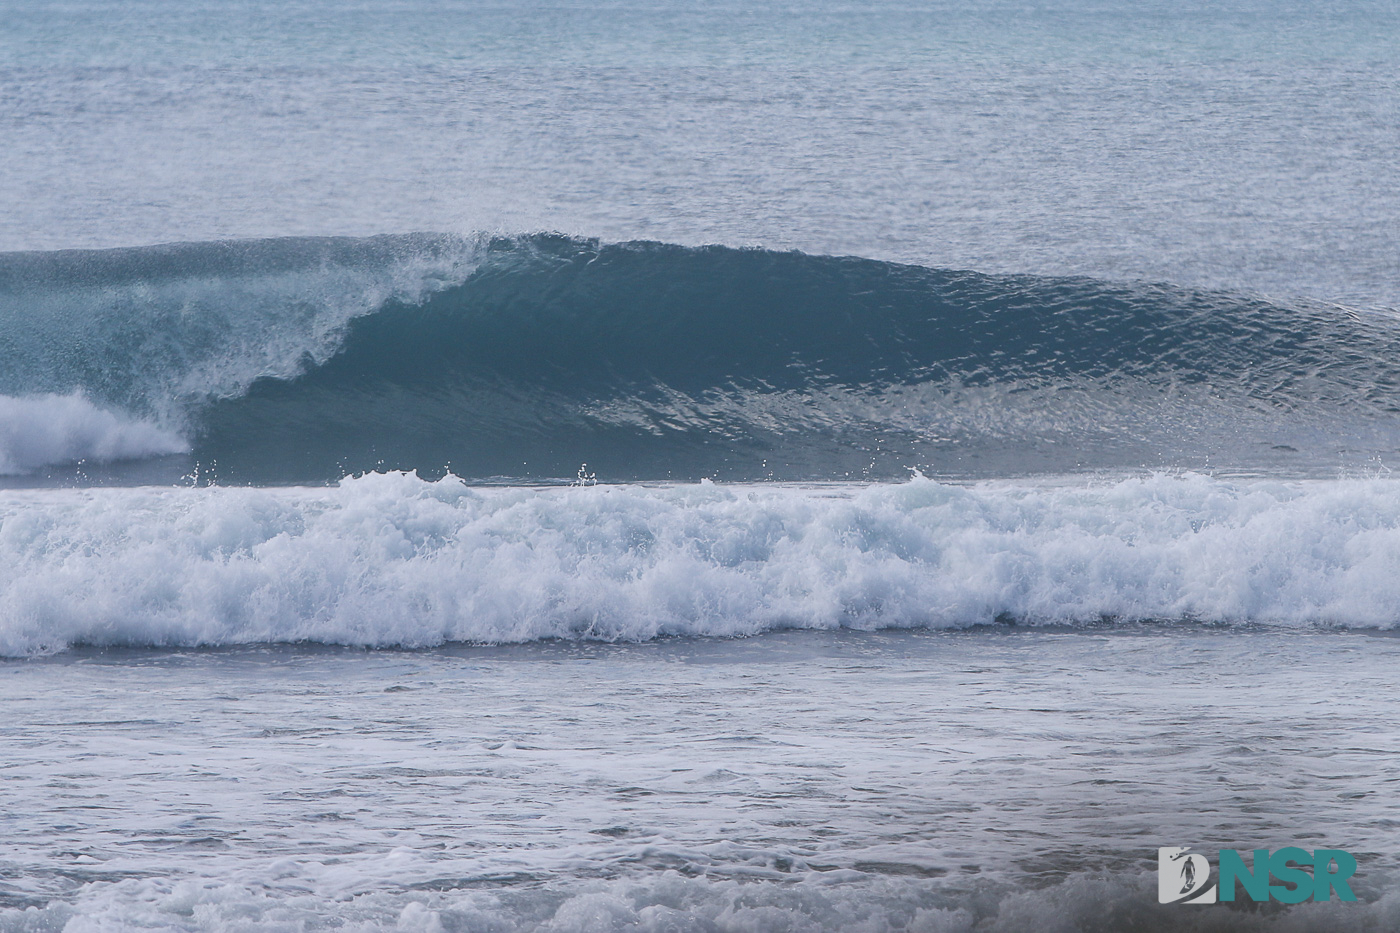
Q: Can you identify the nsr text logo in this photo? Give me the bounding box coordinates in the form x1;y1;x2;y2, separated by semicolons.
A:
1158;847;1358;905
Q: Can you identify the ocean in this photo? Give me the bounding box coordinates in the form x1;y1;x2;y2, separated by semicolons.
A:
2;1;1398;930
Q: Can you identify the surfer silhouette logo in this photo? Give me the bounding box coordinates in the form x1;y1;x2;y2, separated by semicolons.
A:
1158;847;1217;904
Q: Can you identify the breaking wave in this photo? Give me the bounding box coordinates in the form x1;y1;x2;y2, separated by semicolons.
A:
5;471;1400;657
4;234;1400;483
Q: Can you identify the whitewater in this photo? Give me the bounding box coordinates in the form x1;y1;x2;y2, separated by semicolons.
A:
4;0;1400;930
4;630;1399;932
6;471;1400;658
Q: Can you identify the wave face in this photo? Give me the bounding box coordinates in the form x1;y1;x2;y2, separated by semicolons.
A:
4;234;1400;483
0;234;482;479
4;471;1399;657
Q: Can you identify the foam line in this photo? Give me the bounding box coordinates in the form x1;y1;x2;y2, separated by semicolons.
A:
4;472;1400;656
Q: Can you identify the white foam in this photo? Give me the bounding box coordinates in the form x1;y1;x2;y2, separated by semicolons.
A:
4;471;1400;656
2;869;1395;932
0;392;188;475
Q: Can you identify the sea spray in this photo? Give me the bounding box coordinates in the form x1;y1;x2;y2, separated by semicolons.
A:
0;392;186;475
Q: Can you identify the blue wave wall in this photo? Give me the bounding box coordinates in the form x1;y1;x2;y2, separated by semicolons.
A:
4;234;1400;482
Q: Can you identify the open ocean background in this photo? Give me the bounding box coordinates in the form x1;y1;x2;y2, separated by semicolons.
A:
2;1;1399;930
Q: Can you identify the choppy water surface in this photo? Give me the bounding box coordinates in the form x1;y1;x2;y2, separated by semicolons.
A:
2;629;1397;932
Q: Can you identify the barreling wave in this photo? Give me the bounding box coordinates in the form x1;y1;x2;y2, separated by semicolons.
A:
4;471;1400;656
3;233;1400;483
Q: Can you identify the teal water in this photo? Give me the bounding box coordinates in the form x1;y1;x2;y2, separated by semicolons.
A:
3;3;1399;929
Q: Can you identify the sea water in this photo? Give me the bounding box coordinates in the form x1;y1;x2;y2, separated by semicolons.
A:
2;2;1399;930
2;630;1398;931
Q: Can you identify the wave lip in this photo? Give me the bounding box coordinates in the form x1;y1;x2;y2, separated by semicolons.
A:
0;233;484;475
0;392;187;475
4;471;1400;657
7;233;1400;482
